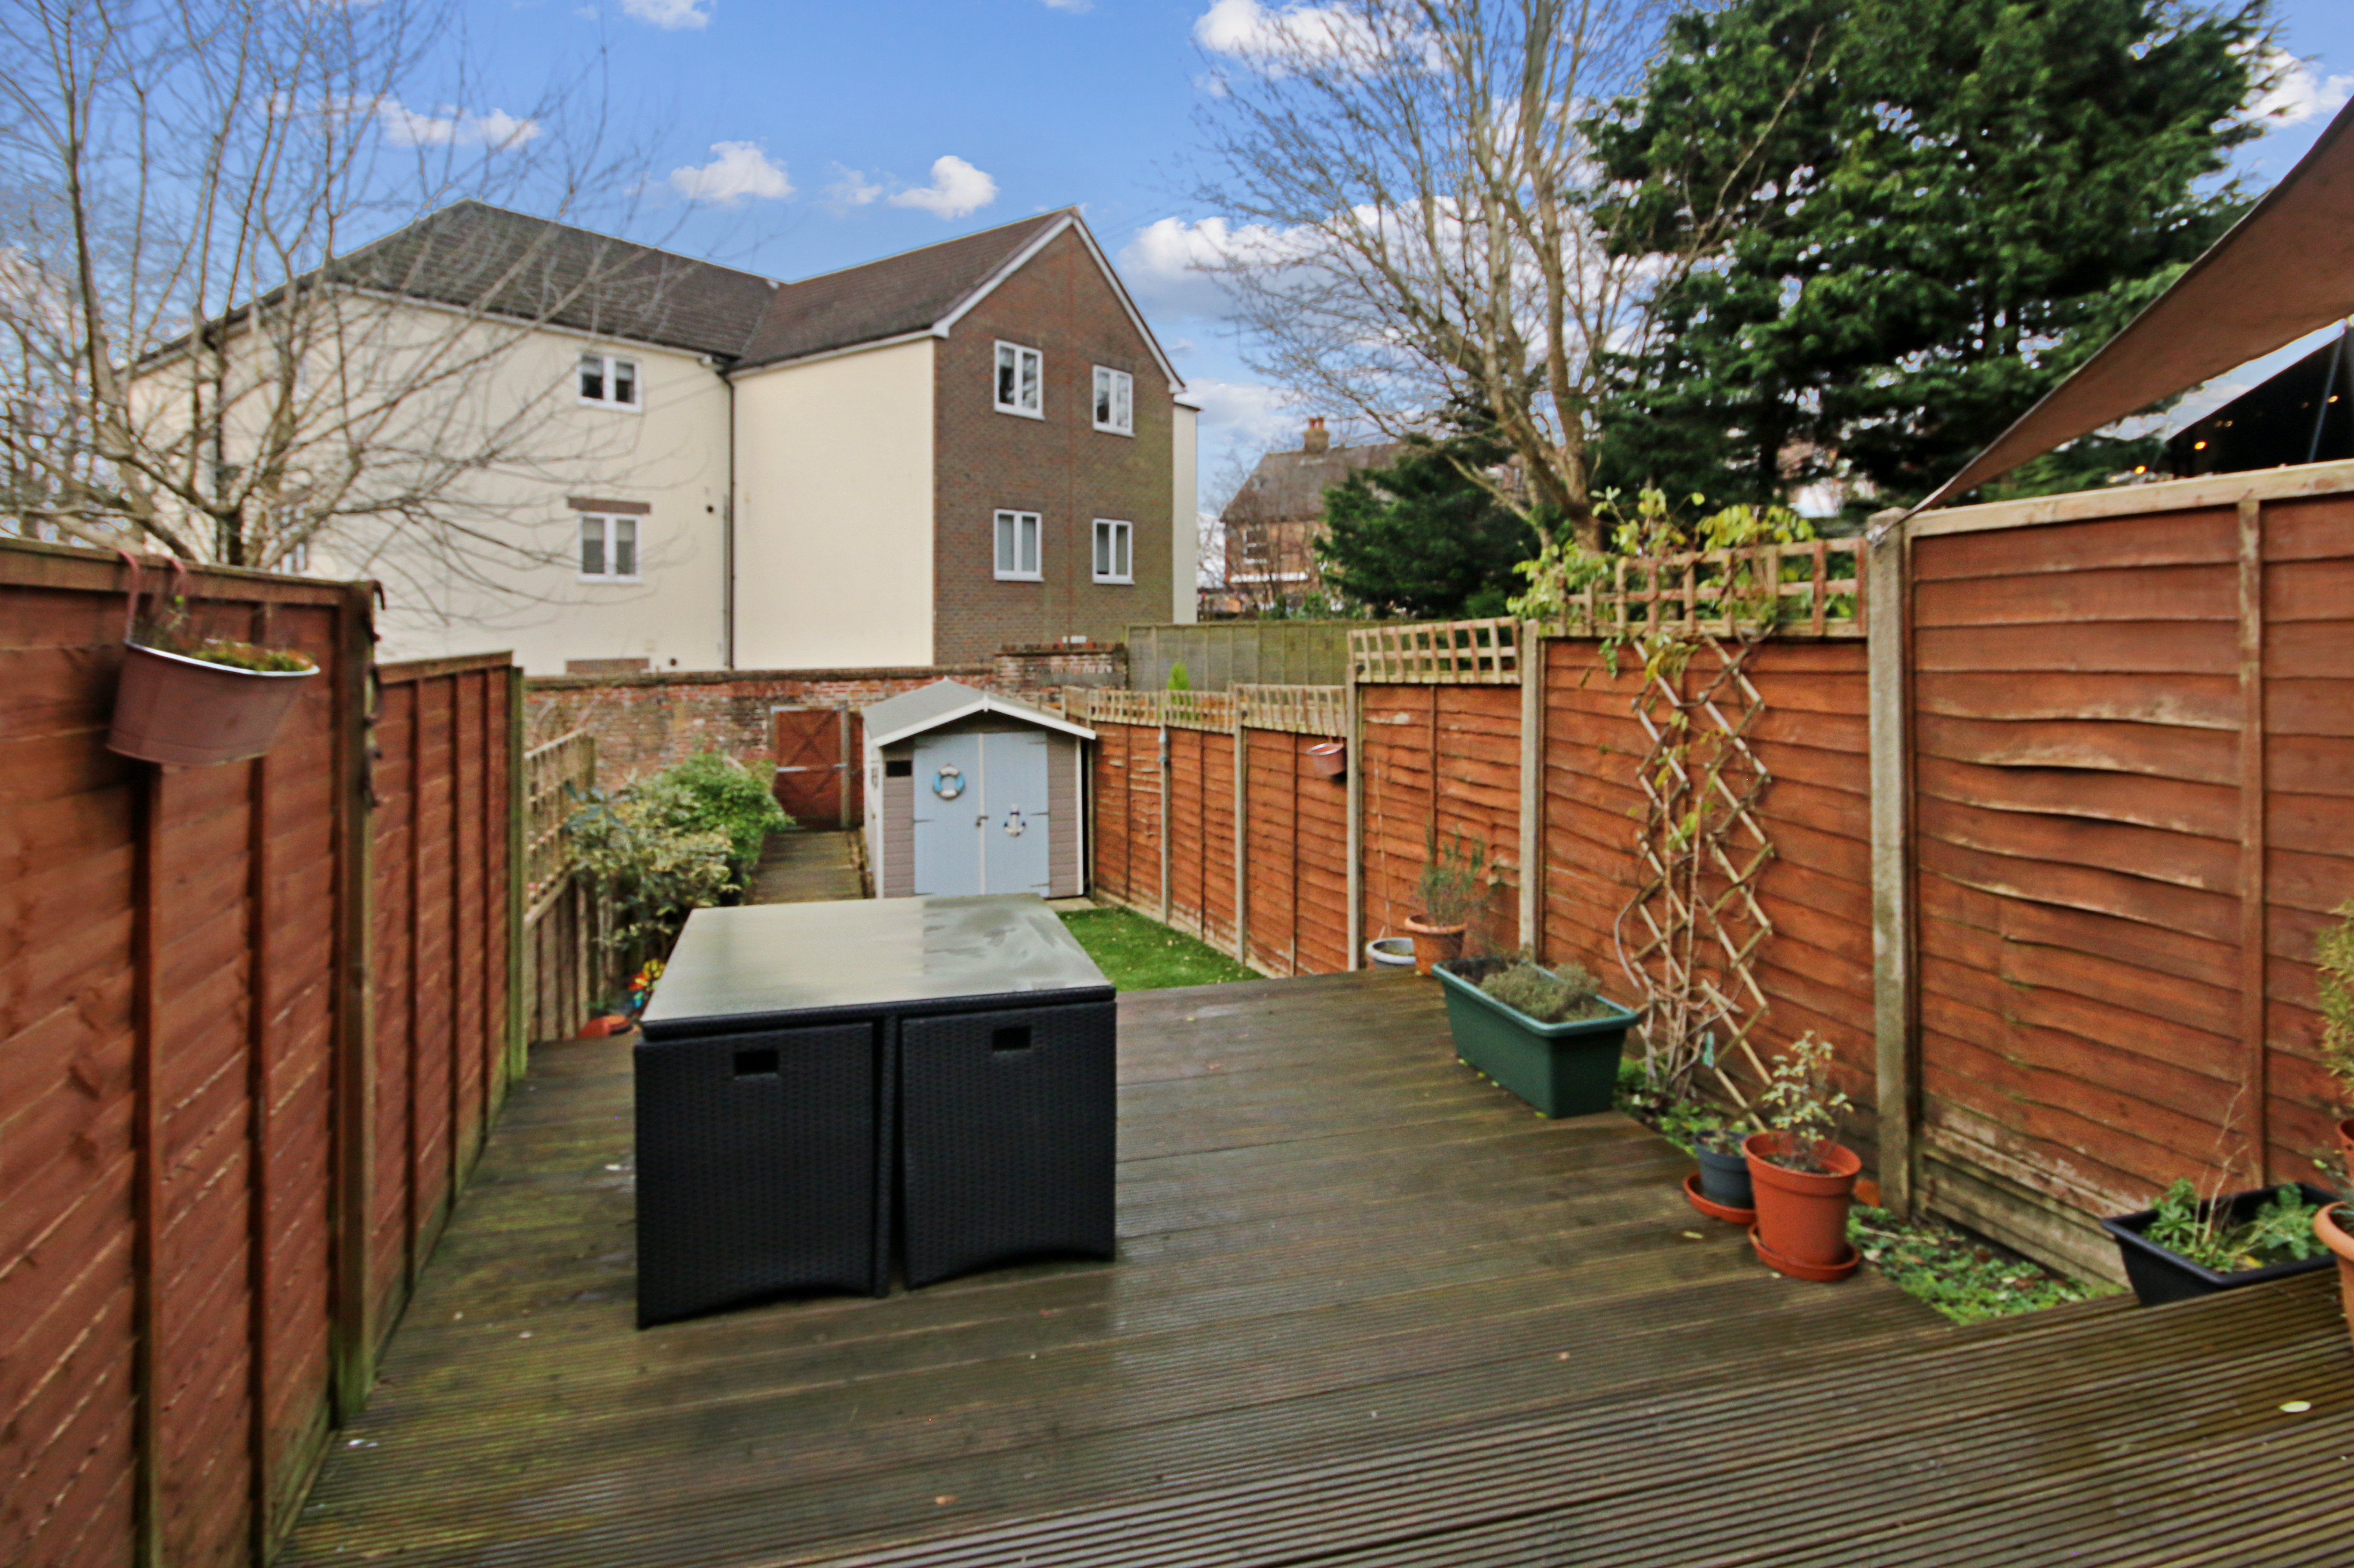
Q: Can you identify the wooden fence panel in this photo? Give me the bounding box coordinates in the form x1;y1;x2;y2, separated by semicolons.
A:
1906;495;2354;1275
1358;684;1522;956
0;540;523;1567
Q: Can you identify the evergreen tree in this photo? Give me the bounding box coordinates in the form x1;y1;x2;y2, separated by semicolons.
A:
1317;436;1541;619
1591;0;2271;509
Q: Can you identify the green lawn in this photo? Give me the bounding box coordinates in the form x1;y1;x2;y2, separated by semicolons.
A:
1058;906;1258;991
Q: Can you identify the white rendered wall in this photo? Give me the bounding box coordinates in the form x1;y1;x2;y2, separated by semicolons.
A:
1171;400;1199;624
731;338;936;669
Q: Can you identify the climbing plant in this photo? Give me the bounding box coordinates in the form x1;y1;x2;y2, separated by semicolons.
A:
1512;489;1817;1105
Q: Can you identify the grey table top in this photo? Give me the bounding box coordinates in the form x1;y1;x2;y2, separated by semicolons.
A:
639;894;1112;1038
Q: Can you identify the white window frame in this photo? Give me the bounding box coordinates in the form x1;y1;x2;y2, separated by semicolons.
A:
994;341;1043;419
1091;366;1134;436
1091;518;1133;585
578;512;643;583
577;351;642;411
994;509;1043;581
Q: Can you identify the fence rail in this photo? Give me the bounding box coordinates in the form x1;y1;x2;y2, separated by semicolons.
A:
1234;683;1347;737
1076;685;1346;736
1562;538;1868;639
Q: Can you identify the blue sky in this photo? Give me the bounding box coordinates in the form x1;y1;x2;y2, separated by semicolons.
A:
434;0;2354;500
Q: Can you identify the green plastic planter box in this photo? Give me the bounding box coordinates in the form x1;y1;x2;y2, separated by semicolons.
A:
1434;960;1639;1117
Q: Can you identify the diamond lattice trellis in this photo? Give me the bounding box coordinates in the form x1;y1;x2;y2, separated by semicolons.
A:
1617;634;1778;1107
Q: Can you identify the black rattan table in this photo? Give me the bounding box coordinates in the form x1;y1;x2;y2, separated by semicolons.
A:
635;894;1116;1325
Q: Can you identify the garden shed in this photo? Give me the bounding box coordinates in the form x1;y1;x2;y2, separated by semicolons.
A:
862;680;1093;899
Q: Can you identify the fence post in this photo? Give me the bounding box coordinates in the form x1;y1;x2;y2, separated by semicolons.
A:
1158;725;1172;924
507;667;529;1081
331;584;379;1419
2236;496;2270;1187
1232;710;1248;965
1345;654;1362;970
1866;512;1917;1219
1517;621;1544;957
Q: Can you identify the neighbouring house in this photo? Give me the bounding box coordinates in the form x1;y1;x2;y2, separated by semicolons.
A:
247;201;1199;673
1219;418;1400;612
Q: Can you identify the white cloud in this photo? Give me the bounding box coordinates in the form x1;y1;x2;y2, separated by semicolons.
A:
1119;214;1315;316
823;165;884;210
367;99;541;150
621;0;712;28
888;156;998;219
2250;47;2354;128
667;141;792;204
1186;377;1297;441
1193;0;1379;64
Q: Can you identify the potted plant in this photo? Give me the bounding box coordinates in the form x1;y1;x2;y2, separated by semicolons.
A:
2313;1200;2354;1351
107;560;317;766
1743;1033;1862;1281
2100;1176;2336;1307
1687;1125;1758;1224
1432;954;1640;1118
1403;828;1485;974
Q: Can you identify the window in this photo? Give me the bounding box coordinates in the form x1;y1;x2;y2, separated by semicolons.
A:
1092;367;1134;435
578;352;640;409
994;342;1042;418
579;513;640;580
1092;519;1133;584
994;510;1042;580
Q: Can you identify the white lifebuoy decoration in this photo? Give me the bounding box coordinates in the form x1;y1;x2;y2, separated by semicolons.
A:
931;764;966;800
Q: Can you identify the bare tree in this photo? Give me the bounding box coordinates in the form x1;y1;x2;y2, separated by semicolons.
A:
0;0;667;594
1192;0;1692;551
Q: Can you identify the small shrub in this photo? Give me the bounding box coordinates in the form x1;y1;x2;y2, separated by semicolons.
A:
1166;661;1192;691
634;752;792;876
2143;1179;2326;1273
1416;827;1486;927
565;787;732;963
1757;1031;1851;1174
1477;959;1608;1023
2318;900;2354;1104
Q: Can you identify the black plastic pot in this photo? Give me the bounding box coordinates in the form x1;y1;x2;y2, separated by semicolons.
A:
2099;1181;2339;1307
1693;1143;1754;1209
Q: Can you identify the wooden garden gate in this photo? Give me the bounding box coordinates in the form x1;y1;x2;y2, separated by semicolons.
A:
771;705;859;827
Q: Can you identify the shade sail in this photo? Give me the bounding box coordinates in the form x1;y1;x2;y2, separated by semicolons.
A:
1918;97;2354;512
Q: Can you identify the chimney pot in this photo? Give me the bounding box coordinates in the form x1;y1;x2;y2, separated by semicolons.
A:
1302;416;1330;455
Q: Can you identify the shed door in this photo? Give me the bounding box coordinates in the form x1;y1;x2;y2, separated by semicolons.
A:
981;731;1052;896
911;732;983;897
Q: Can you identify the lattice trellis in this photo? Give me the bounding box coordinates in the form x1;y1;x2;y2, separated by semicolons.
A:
1616;636;1779;1108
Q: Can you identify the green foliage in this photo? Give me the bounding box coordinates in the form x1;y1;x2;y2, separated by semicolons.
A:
1976;435;2168;503
178;637;315;673
632;752;792;874
1415;827;1487;927
1590;0;2268;510
564;787;733;962
2145;1179;2326;1272
2317;900;2354;1102
1056;907;1256;991
1757;1031;1852;1173
1478;959;1608;1024
1509;486;1819;639
1850;1207;2112;1323
1315;436;1540;619
1166;661;1192;692
565;752;789;960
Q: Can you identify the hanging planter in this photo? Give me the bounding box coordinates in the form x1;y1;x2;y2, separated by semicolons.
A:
1306;741;1347;779
107;555;317;766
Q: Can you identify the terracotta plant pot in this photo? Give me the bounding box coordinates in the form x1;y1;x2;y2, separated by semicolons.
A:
2314;1205;2354;1351
1743;1132;1861;1274
109;643;315;766
1749;1224;1861;1282
1400;914;1465;975
1306;741;1347;779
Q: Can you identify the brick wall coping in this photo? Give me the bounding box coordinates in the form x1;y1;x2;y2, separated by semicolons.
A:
526;664;992;692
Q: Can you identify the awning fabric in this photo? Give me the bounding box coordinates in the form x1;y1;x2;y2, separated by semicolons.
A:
1918;97;2354;512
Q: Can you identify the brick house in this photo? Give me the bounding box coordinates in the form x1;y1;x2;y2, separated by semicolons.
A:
308;201;1196;674
1219;418;1399;612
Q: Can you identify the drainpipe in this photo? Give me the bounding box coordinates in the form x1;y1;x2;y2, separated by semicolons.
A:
721;362;737;669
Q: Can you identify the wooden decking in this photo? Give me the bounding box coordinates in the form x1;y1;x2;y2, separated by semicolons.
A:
281;970;2352;1566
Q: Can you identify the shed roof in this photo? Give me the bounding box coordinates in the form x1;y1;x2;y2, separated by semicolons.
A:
862;680;1095;750
1920;97;2354;512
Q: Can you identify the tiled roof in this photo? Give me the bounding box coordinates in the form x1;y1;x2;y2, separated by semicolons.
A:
337;201;779;359
737;213;1070;370
335;201;1076;368
1223;440;1407;527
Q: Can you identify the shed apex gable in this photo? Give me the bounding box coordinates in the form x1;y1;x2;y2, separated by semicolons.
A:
862;680;1096;749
